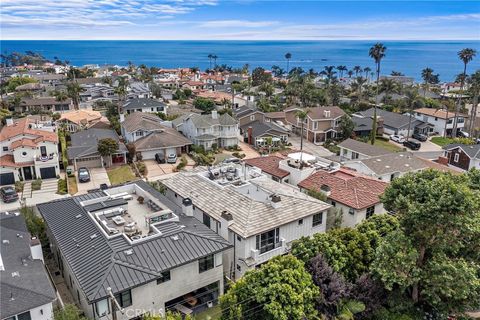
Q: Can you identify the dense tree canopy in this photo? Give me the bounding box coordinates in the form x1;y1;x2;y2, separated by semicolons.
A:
193;97;215;112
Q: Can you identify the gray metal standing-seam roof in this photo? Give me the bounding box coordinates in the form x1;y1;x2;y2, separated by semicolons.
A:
37;181;231;303
0;213;57;319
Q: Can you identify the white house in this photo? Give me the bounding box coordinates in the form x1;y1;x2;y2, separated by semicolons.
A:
161;165;330;279
172;111;239;150
414;107;467;137
122;98;167;115
38;181;232;320
0;117;60;185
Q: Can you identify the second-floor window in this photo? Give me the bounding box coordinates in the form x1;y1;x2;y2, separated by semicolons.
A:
203;213;211;228
457;117;464;124
366;205;375;219
352;152;359;159
313;121;318;130
256;228;280;254
199;254;214;273
40;146;47;157
115;290;132;308
136;131;143;137
157;270;171;284
2;147;8;152
312;212;323;227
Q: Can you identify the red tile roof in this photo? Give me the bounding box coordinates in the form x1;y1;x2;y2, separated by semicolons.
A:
0;154;33;168
0;117;58;144
244;156;290;178
298;168;388;210
11;138;37;149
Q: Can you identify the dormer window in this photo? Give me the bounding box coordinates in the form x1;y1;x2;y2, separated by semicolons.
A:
135;131;143;137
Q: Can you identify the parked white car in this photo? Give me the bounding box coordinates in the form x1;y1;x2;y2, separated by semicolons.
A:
390;134;406;143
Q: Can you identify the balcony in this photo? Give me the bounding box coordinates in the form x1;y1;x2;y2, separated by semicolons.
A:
250;238;286;265
34;153;58;164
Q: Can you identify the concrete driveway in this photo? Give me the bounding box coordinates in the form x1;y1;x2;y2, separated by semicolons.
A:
145;155;195;179
77;167;110;194
288;134;334;157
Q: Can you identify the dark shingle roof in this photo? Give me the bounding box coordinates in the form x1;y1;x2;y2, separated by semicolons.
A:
358;108;412;129
67;128;126;159
444;143;480;159
240;120;288;138
121;112;164;133
134;129;192;151
123;98;166;111
0;213;56;319
37;181;231;303
338;139;392;157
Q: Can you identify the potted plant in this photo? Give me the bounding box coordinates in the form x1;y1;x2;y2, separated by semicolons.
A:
137;196;144;204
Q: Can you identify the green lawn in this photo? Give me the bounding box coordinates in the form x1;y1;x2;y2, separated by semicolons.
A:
431;136;454;147
107;165;136;185
194;305;221;320
374;139;403;152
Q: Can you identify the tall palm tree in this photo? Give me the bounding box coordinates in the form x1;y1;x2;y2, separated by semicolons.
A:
453;48;477;136
285;52;292;75
66;81;83;110
212;54;218;68
54;90;69;102
295;108;310;163
467;70;480;135
347;70;354;78
369;43;387;145
322;66;337;88
421;67;434;97
115;77;129;114
353;66;362;77
379;78;399;103
404;87;423;141
207;54;213;70
363;67;371;81
336;65;347;78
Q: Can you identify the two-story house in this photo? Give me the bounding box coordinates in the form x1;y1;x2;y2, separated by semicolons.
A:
16;97;73;114
172;111;239;150
1;211;57;320
298;168;388;227
120;113;192;160
122;98;167;115
284;106;345;144
414;108;467;137
38;181;232;320
0;117;60;185
57;110;111;133
161;165;330;280
443;143;480;171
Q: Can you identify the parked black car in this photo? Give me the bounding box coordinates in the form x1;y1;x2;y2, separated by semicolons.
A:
78;167;91;183
155;153;166;164
403;140;421;150
1;186;19;203
412;132;428;142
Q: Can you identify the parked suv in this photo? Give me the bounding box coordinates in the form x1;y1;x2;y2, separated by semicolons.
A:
403;140;421;151
1;186;19;203
78;167;91;183
167;153;177;164
390;134;405;143
412;132;428;142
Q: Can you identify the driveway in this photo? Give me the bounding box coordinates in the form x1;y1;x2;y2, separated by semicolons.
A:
288;134;334;158
388;136;443;159
145;155;195;180
76;167;110;194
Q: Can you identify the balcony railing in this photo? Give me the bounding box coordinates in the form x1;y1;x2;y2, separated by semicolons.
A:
250;238;286;264
35;153;57;162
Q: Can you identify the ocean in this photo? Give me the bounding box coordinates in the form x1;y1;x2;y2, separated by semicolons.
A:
2;40;480;82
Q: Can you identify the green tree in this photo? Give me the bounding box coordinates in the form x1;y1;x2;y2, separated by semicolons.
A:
338;115;355;140
66;81;84;110
285;52;292;74
453;48;477;136
54;304;88;320
375;170;480;314
3;76;37;93
97;138;119;166
467;70;480;135
193;97;215;112
404;87;424;141
251;67;272;86
220;255;319;320
420;67;439;97
369;43;387;145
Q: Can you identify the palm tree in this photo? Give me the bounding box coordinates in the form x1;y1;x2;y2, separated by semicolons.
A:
336;65;347;78
322;66;337;88
347;70;354;78
54;90;69;102
66;82;83;110
207;54;213;70
379;78;398;103
421;67;435;97
369;43;387;145
212;54;218;68
285;52;292;75
452;48;477;136
363;67;371;80
353;66;362;77
404;87;423;141
467;70;480;135
115;77;129;114
295;108;310;163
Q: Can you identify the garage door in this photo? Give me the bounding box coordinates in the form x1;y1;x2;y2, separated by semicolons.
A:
40;167;57;179
0;173;15;186
75;156;102;169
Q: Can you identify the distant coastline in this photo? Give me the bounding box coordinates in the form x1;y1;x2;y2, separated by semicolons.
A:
2;40;480;82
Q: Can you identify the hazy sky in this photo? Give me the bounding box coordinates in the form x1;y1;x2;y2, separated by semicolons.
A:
2;0;480;40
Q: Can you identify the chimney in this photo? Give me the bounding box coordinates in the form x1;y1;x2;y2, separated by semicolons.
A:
182;198;193;216
30;237;44;262
211;110;218;119
6;118;13;126
324;110;331;118
219;211;234;240
119;113;125;123
270;194;282;209
247;127;253;145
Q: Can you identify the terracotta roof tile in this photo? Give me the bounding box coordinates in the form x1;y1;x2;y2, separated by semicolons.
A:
0;117;58;144
244;156;290;178
11;138;37;149
0;155;33;168
298;168;388;210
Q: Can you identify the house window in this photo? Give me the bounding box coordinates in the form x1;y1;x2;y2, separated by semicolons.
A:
313;121;318;130
349;208;355;215
203;213;211;228
312;212;323;227
366;206;375;219
458;117;464;124
21;151;27;157
298;219;304;225
256;228;280;254
135;131;143;137
17;312;31;320
331;201;336;207
236;235;242;242
352;152;359;159
40;146;47;157
157;271;171;284
250;115;255;121
199;254;215;273
342;149;348;155
95;299;109;317
115;290;132;308
435;117;438;121
2;146;8;151
454;153;460;162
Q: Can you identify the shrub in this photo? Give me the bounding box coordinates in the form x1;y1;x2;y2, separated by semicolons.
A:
191;144;206;155
31;179;42;191
136;161;146;175
232;152;246;159
15;181;24;193
57;179;68;195
137;196;144;204
176;156;188;171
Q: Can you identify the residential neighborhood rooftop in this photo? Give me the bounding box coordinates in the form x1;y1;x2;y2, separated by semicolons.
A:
244;156;290;179
338;138;392;157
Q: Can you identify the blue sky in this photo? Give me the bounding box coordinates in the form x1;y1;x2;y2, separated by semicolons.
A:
2;0;479;40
